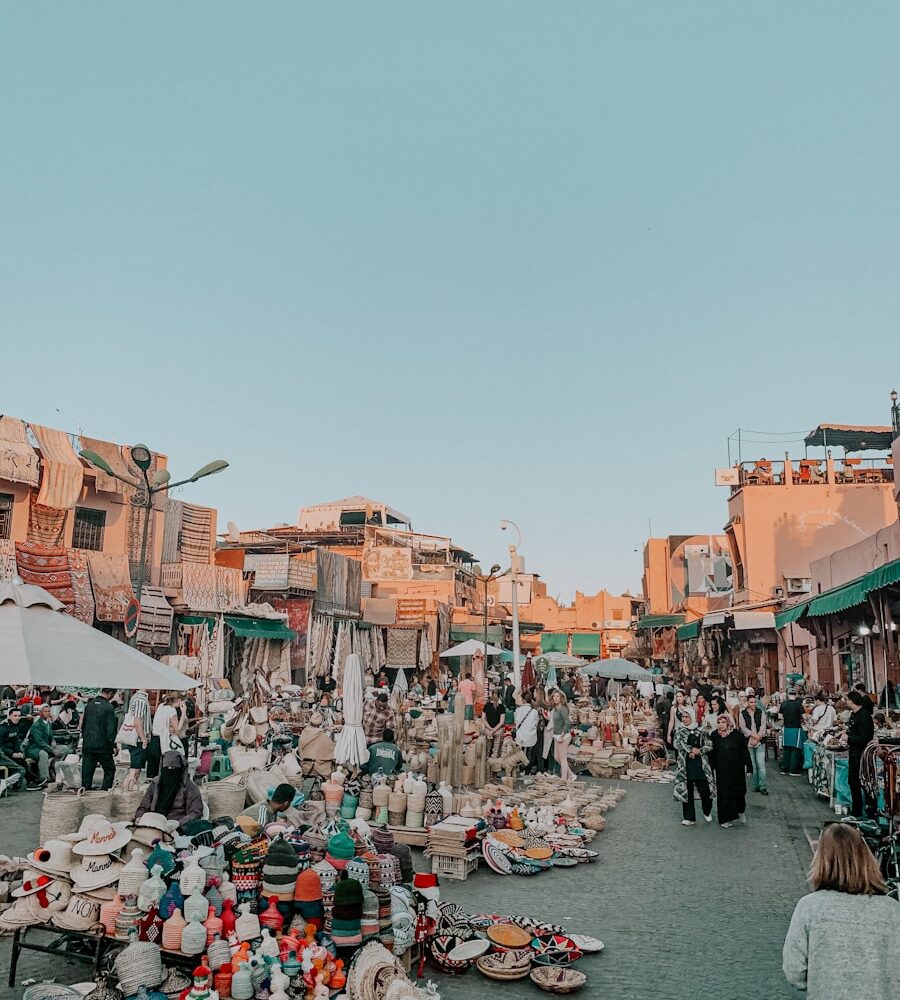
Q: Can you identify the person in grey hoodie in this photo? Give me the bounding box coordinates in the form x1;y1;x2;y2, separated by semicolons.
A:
783;823;900;1000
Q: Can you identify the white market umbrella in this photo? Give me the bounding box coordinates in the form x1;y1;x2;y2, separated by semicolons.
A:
439;639;504;658
0;579;194;690
535;652;588;669
334;652;369;768
580;657;653;682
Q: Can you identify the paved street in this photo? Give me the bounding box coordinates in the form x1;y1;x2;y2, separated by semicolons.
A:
0;770;830;1000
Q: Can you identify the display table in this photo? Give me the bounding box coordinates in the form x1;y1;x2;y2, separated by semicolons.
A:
810;744;850;810
8;926;111;987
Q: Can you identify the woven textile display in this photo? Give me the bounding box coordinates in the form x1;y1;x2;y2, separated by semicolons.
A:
181;563;218;611
87;552;134;621
0;415;39;486
0;539;16;581
162;499;183;563
67;549;95;625
15;542;75;607
180;503;213;563
395;599;425;625
215;567;244;609
126;500;154;593
385;628;418;667
79;436;131;494
27;497;67;547
29;424;84;510
137;586;174;647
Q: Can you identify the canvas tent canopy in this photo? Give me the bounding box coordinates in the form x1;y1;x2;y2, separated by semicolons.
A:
439;639;505;658
0;579;194;689
803;424;894;452
580;657;653;681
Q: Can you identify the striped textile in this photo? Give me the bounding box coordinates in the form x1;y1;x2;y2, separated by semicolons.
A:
87;552;134;621
162;499;183;563
67;549;95;624
15;542;74;607
78;436;133;494
29;424;84;510
180;503;213;563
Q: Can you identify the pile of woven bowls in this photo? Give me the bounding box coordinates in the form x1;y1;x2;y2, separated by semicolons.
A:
530;967;588;994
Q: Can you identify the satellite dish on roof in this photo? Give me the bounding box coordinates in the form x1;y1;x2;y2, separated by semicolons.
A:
227;521;240;542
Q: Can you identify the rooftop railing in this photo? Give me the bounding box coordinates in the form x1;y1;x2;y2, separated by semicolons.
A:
732;457;893;491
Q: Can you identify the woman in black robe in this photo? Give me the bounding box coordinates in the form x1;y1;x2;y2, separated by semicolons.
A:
710;713;749;827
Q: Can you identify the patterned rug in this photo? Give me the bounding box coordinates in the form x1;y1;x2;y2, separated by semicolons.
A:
67;549;95;625
87;551;134;621
15;542;75;607
180;503;213;563
126;500;154;592
0;539;17;581
0;415;39;486
27;498;68;547
162;499;183;563
395;598;426;625
29;424;84;510
385;628;418;667
181;563;218;610
78;436;133;493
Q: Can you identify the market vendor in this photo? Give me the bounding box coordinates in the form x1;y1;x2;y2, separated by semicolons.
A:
23;704;57;786
240;781;302;829
0;707;30;790
135;750;204;832
299;711;336;779
363;728;402;775
482;690;505;737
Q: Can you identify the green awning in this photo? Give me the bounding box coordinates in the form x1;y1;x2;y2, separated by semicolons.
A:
541;633;569;653
676;620;700;640
775;602;810;628
571;633;600;655
224;616;296;640
450;626;504;643
807;557;900;618
635;613;685;630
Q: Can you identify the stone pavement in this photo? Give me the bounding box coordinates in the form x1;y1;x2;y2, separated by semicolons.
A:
0;769;831;1000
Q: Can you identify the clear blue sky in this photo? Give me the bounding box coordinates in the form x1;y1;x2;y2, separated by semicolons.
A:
2;3;898;601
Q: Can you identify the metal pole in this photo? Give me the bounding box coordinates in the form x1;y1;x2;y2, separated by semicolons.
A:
510;548;521;693
483;577;488;659
131;471;153;648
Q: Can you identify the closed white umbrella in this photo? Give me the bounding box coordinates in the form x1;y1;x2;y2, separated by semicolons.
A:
439;639;504;658
0;579;193;690
334;652;369;768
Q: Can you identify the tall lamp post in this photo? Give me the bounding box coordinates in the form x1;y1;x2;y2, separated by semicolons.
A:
500;520;523;692
80;444;228;645
479;563;503;659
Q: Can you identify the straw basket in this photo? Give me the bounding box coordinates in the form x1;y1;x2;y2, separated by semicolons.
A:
39;791;84;846
204;775;248;819
22;986;83;1000
109;787;145;823
228;746;269;774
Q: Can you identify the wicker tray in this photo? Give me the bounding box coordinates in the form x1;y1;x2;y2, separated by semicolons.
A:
530;967;587;993
486;923;532;949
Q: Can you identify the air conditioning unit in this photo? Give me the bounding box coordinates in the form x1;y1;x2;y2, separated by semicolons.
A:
786;577;812;595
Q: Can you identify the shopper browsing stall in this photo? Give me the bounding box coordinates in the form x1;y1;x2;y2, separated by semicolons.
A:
135;750;203;831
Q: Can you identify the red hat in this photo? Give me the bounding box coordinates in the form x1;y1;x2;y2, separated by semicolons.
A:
12;873;54;898
412;873;438;891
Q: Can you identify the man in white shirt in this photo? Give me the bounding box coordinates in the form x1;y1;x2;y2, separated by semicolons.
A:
810;691;837;737
637;679;656;703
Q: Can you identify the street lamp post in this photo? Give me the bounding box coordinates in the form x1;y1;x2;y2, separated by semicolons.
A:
480;563;503;660
80;444;228;645
500;520;523;693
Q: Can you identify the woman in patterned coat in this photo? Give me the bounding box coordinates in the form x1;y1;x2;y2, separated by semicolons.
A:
673;708;716;825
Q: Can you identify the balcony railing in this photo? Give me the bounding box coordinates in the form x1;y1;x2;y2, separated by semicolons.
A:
732;457;894;490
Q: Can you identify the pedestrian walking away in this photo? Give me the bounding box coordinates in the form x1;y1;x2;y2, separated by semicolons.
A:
846;691;875;819
80;687;118;791
779;688;806;775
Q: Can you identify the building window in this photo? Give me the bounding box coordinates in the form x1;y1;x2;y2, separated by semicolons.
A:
0;493;13;540
72;507;106;551
612;608;624;620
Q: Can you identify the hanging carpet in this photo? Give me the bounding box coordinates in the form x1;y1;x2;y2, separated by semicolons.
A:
180;503;213;563
0;416;39;486
385;628;418;667
29;424;84;510
67;549;95;625
78;436;132;494
126;500;154;593
27;497;67;547
87;551;134;621
15;542;75;608
181;563;218;611
161;499;183;563
0;539;17;581
137;586;174;648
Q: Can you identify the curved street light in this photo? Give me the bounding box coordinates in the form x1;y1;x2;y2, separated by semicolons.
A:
81;445;229;644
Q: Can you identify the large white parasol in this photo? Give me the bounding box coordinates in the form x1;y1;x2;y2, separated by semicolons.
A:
0;579;194;690
334;651;369;768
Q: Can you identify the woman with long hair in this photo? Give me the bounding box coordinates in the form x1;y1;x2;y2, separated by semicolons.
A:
667;690;687;746
549;690;574;782
783;823;899;999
